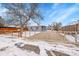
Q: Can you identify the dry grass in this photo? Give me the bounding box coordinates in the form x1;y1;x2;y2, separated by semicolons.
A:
27;31;67;43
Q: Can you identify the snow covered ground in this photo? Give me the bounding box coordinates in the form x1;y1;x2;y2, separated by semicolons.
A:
0;32;79;56
65;35;75;43
22;31;40;37
60;33;79;43
10;31;40;37
65;34;79;43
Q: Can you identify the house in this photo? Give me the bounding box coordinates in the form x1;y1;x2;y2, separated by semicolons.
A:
27;26;47;31
59;23;79;34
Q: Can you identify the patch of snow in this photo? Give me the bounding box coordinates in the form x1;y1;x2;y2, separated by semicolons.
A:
65;35;75;43
76;34;79;42
0;46;39;56
22;31;40;37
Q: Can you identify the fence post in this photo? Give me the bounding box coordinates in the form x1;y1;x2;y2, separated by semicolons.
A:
12;31;13;37
64;31;66;41
75;31;77;44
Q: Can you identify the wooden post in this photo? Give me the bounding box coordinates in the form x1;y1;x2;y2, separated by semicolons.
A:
12;31;13;37
64;31;66;41
75;24;78;44
18;29;20;37
17;30;19;37
75;31;77;44
25;31;26;38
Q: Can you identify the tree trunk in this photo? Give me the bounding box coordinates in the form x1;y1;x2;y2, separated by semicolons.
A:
19;19;23;37
19;27;23;37
19;16;29;37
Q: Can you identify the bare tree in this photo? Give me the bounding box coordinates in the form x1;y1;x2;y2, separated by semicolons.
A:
2;3;43;37
0;16;5;27
52;22;62;31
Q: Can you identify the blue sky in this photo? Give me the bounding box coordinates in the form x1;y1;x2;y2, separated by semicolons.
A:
0;3;79;26
38;3;79;26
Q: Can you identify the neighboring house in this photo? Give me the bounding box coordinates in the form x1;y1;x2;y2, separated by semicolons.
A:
28;26;48;31
59;23;79;34
0;26;28;34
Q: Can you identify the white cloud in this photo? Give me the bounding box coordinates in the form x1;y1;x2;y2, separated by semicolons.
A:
54;4;78;22
48;4;61;17
0;8;7;18
48;10;58;18
0;8;7;12
28;20;38;26
46;4;79;26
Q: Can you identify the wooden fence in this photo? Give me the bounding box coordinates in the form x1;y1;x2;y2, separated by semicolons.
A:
0;27;28;34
